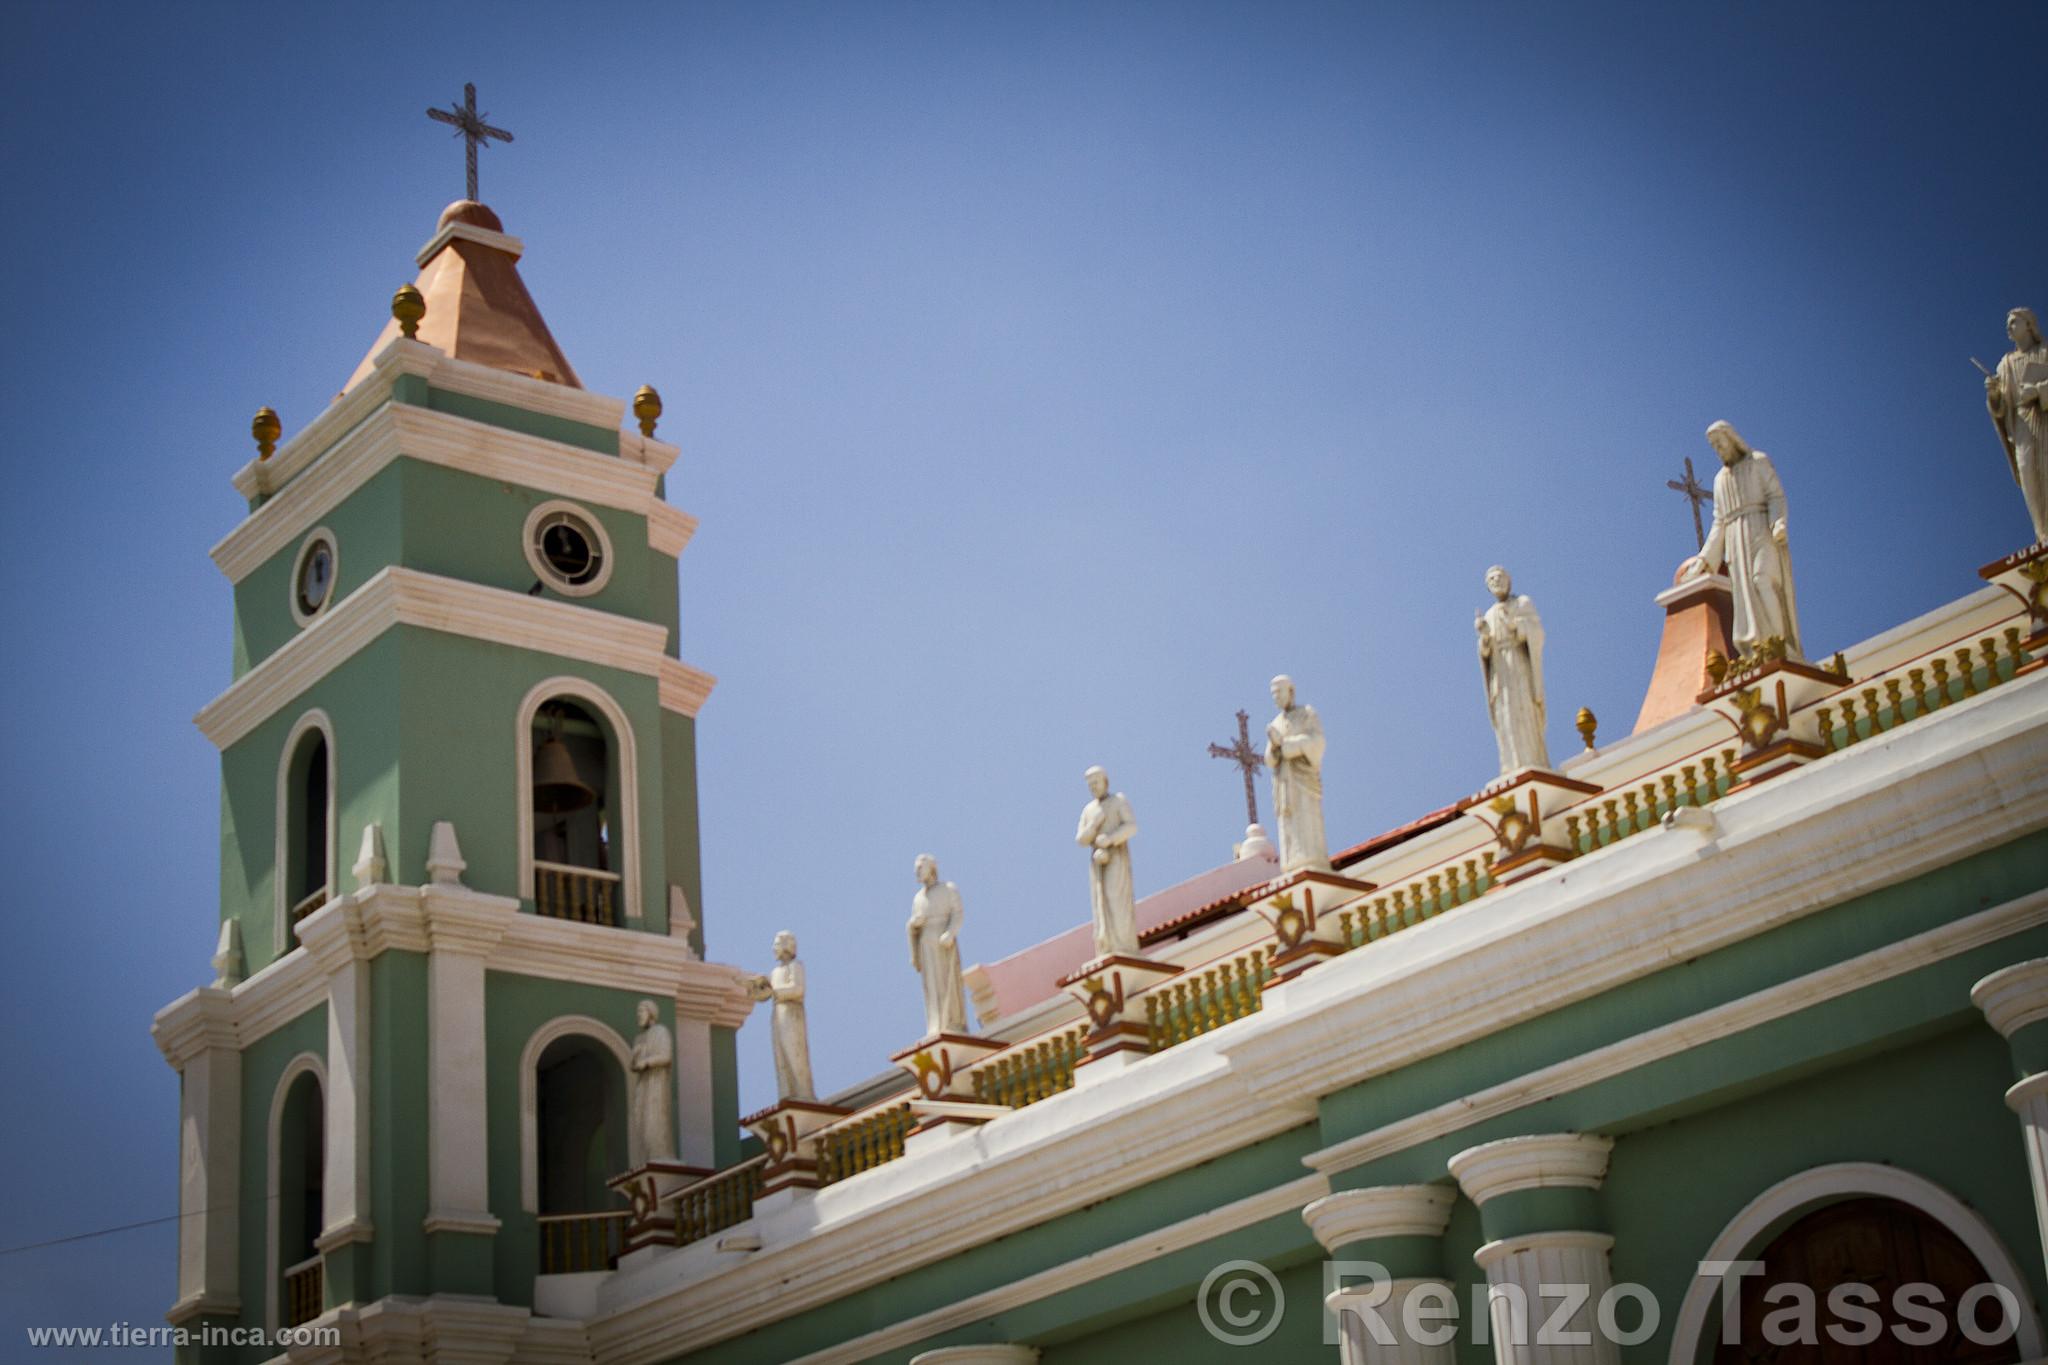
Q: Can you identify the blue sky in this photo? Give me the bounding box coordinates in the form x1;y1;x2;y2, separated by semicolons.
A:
1;0;2041;1344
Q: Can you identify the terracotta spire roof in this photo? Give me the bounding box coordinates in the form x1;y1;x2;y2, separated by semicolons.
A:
344;200;581;394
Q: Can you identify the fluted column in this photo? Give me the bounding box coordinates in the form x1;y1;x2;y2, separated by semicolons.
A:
1303;1186;1459;1364
1449;1134;1617;1365
1973;958;2048;1282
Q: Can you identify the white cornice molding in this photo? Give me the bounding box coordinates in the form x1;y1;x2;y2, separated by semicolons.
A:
1301;1185;1456;1250
1306;886;2048;1178
620;430;681;478
153;883;759;1068
646;504;698;558
658;660;717;718
235;340;629;502
151;987;239;1069
1448;1133;1613;1205
194;567;693;749
1972;957;2048;1039
585;673;2048;1362
217;402;668;584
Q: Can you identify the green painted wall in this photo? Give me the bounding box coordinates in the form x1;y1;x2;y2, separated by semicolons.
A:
232;463;402;677
231;1004;327;1365
660;835;2048;1363
484;971;668;1307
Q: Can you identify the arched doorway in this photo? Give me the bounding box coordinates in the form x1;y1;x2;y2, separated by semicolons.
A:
275;1069;324;1327
1712;1196;2023;1364
533;1032;630;1273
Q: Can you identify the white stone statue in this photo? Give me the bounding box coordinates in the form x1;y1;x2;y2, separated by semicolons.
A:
748;931;816;1102
1475;567;1550;774
1680;421;1803;660
1264;676;1331;873
628;999;676;1164
908;855;969;1037
1986;306;2048;544
1075;766;1139;959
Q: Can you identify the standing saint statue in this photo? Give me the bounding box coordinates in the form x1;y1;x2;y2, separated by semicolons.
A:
747;931;816;1102
1075;766;1139;959
1475;567;1550;774
628;999;676;1164
908;854;968;1036
1264;675;1331;873
1680;421;1803;660
1985;306;2048;544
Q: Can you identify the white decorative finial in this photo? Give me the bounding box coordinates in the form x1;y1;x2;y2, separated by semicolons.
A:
668;885;699;960
352;822;387;888
426;820;467;887
1235;823;1274;862
211;920;244;989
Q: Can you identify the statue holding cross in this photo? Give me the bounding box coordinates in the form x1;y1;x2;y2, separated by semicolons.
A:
427;82;514;203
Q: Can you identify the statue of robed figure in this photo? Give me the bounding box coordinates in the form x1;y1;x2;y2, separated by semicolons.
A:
1476;567;1550;774
1985;306;2048;544
1680;421;1803;660
1264;675;1331;873
747;931;816;1102
1076;767;1139;959
908;855;968;1036
628;999;676;1164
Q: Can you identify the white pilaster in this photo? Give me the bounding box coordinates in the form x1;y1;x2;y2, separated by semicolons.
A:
1303;1187;1459;1365
299;903;374;1250
1450;1134;1617;1365
1974;958;2048;1282
424;890;510;1232
159;990;242;1322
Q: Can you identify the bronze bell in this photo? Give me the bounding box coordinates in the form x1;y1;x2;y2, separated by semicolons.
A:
533;733;596;814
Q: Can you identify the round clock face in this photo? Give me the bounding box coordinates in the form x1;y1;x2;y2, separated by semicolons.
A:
294;535;336;619
534;511;603;588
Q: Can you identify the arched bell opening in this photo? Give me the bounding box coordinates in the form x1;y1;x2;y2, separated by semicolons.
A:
529;699;619;925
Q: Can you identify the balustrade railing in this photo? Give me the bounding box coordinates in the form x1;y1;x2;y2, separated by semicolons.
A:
970;1024;1087;1108
534;860;620;927
283;1253;323;1327
1145;945;1275;1052
1819;629;2029;752
815;1105;914;1186
675;1157;765;1248
537;1209;629;1274
289;885;329;926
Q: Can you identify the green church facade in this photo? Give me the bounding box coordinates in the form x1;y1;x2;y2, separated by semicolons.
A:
155;195;2048;1365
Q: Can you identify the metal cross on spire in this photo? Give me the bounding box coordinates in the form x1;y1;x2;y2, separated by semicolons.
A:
1666;455;1713;551
426;83;514;203
1207;710;1265;828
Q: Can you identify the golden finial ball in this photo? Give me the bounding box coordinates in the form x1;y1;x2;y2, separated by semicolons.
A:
252;406;281;460
392;283;427;340
633;385;663;437
1574;707;1597;750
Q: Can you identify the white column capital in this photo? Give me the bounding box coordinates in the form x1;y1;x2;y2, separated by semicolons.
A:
153;987;239;1069
1448;1133;1612;1206
1974;959;2048;1039
421;887;515;957
2010;1072;2048;1113
909;1348;1040;1364
1304;1185;1456;1251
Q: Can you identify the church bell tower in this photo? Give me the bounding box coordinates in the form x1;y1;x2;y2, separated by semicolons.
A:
151;191;752;1358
